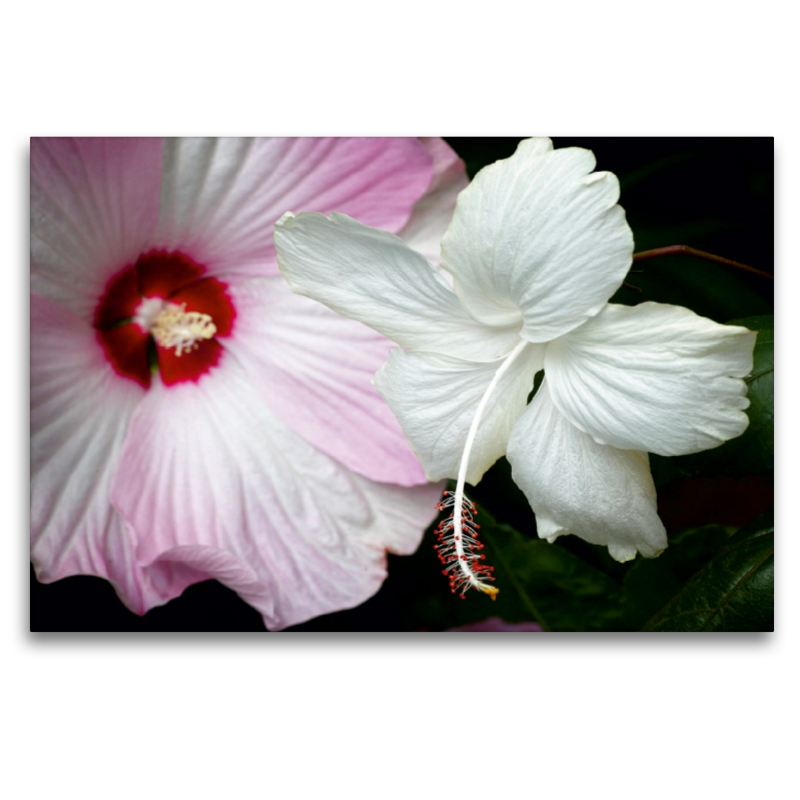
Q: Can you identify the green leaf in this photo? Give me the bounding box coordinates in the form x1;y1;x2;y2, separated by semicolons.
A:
482;530;625;632
620;525;733;630
465;503;625;632
642;512;774;631
649;314;774;485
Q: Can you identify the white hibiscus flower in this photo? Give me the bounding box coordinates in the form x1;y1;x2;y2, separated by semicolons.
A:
274;137;756;598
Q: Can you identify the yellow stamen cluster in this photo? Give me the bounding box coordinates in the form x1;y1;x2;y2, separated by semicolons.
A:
151;302;216;356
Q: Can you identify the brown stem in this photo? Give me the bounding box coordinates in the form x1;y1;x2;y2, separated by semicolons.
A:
632;245;773;281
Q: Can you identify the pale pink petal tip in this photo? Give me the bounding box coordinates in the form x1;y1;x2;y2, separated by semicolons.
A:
447;617;544;632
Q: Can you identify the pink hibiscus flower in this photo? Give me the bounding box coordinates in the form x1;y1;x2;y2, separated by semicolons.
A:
30;137;466;630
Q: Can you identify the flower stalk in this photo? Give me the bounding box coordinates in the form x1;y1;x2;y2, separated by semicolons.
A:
632;244;772;281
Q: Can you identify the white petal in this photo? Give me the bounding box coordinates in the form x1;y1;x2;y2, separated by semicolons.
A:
507;382;667;561
155;137;433;279
546;302;757;456
398;138;469;268
223;276;427;486
30;138;163;322
275;211;521;361
373;344;544;485
440;137;633;340
109;357;443;630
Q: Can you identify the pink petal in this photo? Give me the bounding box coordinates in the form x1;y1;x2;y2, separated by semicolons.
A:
225;276;427;486
30;293;162;612
155;137;434;279
398;138;469;267
109;356;443;630
30;138;163;323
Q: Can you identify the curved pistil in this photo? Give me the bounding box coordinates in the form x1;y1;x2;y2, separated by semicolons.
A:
435;339;529;598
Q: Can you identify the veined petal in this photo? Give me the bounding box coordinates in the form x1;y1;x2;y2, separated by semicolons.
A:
155;137;433;279
275;211;521;361
223;276;427;487
109;357;443;631
30;293;161;611
373;344;544;485
545;302;756;456
507;382;667;562
441;137;633;341
30;137;163;322
398;138;469;268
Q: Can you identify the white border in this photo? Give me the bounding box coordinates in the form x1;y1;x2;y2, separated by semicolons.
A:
7;2;794;796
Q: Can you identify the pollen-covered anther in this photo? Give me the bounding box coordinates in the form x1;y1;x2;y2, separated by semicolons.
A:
434;490;498;600
150;302;217;356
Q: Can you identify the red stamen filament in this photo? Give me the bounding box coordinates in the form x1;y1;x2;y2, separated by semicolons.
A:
434;491;496;599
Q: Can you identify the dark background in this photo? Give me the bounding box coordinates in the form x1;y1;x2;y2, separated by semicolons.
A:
30;137;774;632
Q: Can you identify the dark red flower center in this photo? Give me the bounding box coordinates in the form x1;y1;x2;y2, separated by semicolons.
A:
93;250;235;388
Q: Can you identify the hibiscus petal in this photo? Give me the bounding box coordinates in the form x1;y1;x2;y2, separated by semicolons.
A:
109;357;443;630
440;137;633;341
223;276;427;487
545;302;756;456
155;137;434;279
373;345;544;485
507;381;667;561
30;293;167;612
398;138;469;268
275;211;521;361
30;137;163;322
